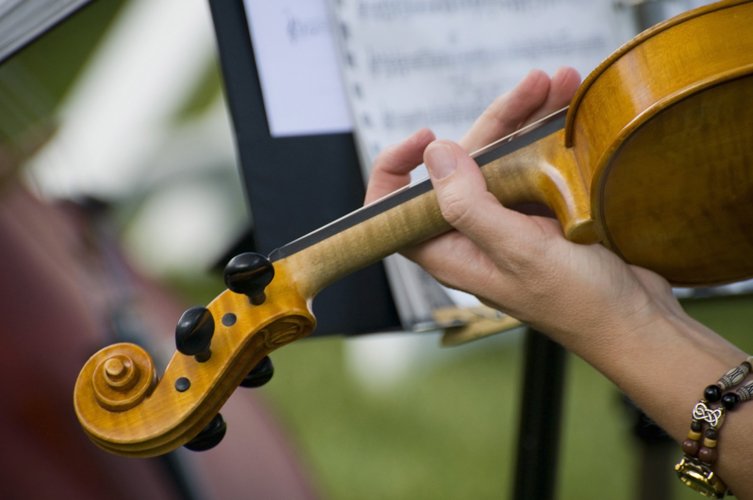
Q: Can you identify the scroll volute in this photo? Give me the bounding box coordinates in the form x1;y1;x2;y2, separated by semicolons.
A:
74;260;315;457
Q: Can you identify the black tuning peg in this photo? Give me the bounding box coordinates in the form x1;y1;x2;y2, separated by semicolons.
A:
224;252;274;305
175;306;215;362
184;413;227;452
240;356;274;388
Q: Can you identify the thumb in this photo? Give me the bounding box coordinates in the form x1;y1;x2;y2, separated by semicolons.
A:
424;140;504;241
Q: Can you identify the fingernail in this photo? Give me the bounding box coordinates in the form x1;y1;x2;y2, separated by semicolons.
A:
425;143;456;180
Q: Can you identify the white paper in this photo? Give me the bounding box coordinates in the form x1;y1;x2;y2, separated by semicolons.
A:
243;0;352;137
330;0;636;168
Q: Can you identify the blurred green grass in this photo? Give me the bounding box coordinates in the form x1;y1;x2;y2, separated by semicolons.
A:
255;293;753;500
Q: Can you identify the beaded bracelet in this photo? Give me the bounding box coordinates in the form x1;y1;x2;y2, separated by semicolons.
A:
675;356;753;498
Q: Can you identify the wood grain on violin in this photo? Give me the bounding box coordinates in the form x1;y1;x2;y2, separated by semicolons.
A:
75;265;315;456
74;0;753;457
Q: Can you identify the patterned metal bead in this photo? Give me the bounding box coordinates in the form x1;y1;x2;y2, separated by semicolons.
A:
675;456;728;498
692;401;725;428
717;361;751;390
735;381;753;402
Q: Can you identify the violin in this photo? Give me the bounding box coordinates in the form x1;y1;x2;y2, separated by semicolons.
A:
74;0;753;457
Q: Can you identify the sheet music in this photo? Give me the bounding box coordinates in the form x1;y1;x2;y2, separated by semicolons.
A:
330;0;635;167
328;0;637;329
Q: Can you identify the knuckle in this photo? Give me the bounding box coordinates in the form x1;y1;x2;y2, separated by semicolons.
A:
482;96;519;134
372;144;399;170
438;189;476;229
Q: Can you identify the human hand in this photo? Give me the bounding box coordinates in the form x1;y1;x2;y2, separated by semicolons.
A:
365;68;681;352
367;68;753;498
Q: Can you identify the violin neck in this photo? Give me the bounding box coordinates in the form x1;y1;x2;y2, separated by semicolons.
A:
273;108;595;299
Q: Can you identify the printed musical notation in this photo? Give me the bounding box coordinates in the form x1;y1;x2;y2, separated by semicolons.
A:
330;0;635;168
366;35;607;78
355;0;564;21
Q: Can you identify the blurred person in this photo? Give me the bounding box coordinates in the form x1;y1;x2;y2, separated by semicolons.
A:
0;138;317;499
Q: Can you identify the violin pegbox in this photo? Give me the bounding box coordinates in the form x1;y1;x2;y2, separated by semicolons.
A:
73;254;315;457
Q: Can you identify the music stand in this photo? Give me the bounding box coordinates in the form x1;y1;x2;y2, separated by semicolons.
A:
207;0;400;336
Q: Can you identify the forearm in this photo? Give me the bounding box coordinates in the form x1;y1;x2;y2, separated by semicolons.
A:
560;304;752;497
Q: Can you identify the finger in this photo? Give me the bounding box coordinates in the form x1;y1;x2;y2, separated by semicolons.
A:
404;229;498;293
524;66;581;124
424;140;530;251
415;139;579;316
365;128;435;204
459;69;551;151
459;67;581;152
425;139;563;276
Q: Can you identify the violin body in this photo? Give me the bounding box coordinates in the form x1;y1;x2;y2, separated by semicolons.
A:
567;0;753;284
474;0;753;285
74;0;753;456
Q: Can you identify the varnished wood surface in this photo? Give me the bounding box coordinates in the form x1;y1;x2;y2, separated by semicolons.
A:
74;0;753;457
564;0;753;283
282;124;596;300
283;0;753;295
75;264;315;457
600;72;753;284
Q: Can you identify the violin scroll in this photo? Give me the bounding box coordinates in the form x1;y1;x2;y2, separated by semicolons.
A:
73;259;316;457
88;343;157;412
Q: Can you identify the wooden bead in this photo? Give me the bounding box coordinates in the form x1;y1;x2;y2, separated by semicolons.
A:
682;439;700;457
698;446;719;464
702;436;718;448
702;427;718;448
721;392;740;410
704;384;722;402
687;429;702;440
